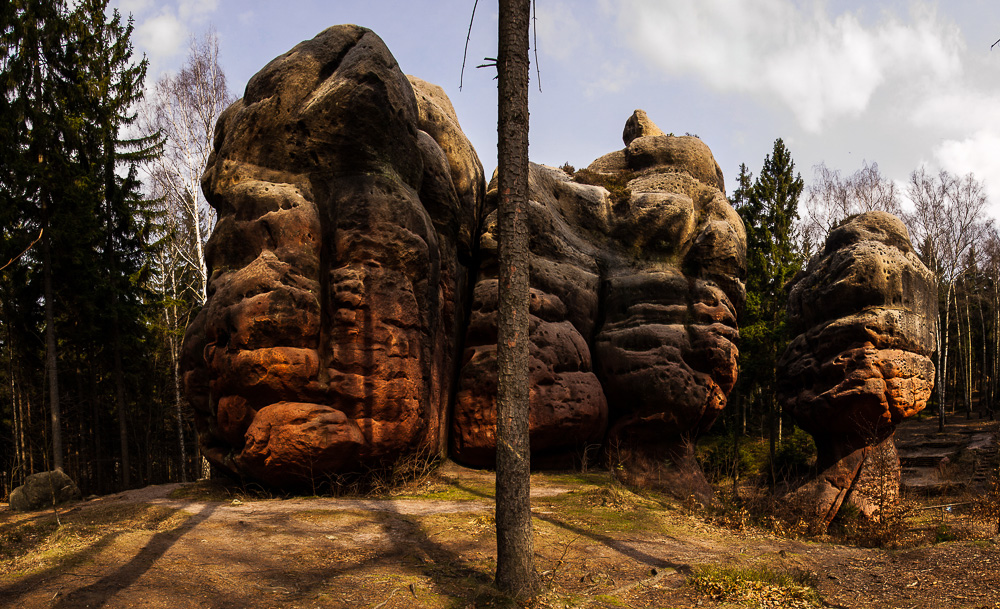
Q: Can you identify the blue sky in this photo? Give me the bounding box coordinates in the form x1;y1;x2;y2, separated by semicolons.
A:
112;0;1000;219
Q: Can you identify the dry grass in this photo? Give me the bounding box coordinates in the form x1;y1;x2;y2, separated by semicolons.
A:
687;564;822;608
0;503;186;578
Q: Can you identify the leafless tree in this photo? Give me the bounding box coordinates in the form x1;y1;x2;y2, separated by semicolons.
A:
141;29;234;481
143;29;234;305
903;169;991;431
800;161;901;256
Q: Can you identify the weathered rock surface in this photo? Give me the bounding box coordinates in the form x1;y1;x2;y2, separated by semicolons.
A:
180;21;745;495
181;25;483;487
452;113;746;498
9;470;81;512
450;166;610;468
778;211;937;523
622;109;666;145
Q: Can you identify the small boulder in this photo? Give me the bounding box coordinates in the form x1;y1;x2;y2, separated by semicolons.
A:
8;470;81;512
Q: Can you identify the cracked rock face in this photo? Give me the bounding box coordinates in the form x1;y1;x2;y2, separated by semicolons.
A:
452;111;746;498
778;211;937;523
180;25;483;487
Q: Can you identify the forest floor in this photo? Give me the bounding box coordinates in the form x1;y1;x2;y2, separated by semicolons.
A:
2;420;1000;608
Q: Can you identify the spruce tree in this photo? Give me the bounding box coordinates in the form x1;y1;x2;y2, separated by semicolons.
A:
734;138;804;484
0;0;162;489
71;0;162;489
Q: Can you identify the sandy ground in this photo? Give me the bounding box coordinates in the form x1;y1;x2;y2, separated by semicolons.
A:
1;462;999;609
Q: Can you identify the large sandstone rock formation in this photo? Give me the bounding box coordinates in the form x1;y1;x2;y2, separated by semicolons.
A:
452;111;746;497
778;211;937;523
180;23;746;494
181;25;484;487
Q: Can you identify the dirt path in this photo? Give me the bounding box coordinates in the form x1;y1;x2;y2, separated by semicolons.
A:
2;464;999;609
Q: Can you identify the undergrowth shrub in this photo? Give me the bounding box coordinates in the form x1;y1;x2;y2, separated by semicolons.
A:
697;433;770;483
768;426;817;482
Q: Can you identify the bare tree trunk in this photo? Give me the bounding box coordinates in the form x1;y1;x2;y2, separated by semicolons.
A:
990;267;1000;421
962;282;973;418
165;259;188;482
767;396;777;489
42;233;63;471
25;386;35;474
494;0;538;598
113;312;130;488
11;370;23;481
979;284;988;418
939;283;952;432
7;323;24;482
955;281;969;419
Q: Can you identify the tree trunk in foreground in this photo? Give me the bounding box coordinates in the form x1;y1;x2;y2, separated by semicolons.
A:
494;0;538;597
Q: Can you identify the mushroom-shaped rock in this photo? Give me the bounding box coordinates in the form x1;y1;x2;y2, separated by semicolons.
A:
777;211;937;524
180;25;484;488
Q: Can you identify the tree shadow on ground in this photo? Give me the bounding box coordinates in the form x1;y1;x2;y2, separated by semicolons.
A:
29;502;220;609
0;504;185;602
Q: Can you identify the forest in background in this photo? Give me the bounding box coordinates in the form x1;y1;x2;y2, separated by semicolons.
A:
0;0;229;497
2;0;999;499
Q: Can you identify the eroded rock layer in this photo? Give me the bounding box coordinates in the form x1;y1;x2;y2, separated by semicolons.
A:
181;25;484;487
452;111;746;497
778;211;937;523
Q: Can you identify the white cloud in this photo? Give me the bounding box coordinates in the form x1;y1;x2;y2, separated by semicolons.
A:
135;11;186;61
934;131;1000;213
911;86;1000;134
536;1;638;101
583;61;635;97
615;0;963;132
536;1;587;62
129;1;222;77
178;0;219;22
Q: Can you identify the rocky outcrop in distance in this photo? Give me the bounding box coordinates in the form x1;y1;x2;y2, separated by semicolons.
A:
778;211;937;524
181;25;747;495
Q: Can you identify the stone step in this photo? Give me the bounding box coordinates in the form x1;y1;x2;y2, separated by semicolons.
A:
900;455;954;467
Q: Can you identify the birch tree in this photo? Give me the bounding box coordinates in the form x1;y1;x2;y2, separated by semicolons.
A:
144;30;233;305
904;168;990;431
800;161;901;257
143;30;233;480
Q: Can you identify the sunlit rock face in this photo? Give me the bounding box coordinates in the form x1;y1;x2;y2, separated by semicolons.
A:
181;26;746;497
777;211;937;523
452;111;747;498
450;165;612;469
180;25;484;487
